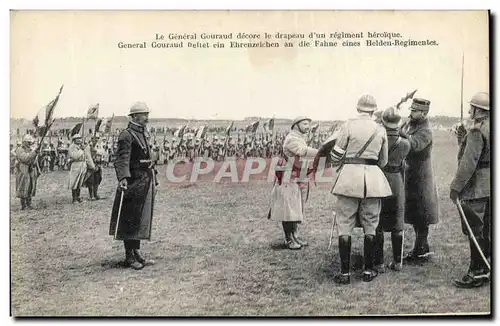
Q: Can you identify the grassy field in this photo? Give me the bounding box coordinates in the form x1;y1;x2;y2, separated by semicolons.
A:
10;130;490;316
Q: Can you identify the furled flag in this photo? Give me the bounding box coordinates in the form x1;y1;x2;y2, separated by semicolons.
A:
32;84;64;137
94;119;103;136
310;123;320;134
196;125;208;139
104;114;114;134
87;103;99;119
225;121;234;136
70;122;83;138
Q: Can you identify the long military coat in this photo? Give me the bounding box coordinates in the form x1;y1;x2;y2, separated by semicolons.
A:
450;118;490;200
268;130;317;222
401;118;439;225
68;143;87;190
109;122;156;240
15;145;39;198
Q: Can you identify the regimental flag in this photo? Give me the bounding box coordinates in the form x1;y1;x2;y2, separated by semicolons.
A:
263;118;275;134
310;123;320;134
196;125;208;139
174;125;186;138
87;103;99;119
32;84;64;137
70;122;83;138
225;121;234;136
104;114;114;134
245;121;259;133
94;119;103;135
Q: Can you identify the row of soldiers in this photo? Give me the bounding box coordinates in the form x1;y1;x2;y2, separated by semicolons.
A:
268;92;490;289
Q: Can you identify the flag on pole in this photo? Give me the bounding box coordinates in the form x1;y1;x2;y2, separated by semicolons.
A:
70;122;83;138
94;118;103;135
196;125;208;139
32;84;64;136
104;114;114;134
225;121;234;136
87;103;99;119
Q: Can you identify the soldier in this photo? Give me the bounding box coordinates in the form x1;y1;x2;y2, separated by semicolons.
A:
68;134;87;203
15;134;40;210
450;92;490;288
83;134;104;200
109;101;157;270
399;98;439;262
373;107;411;272
314;95;391;284
268;116;318;250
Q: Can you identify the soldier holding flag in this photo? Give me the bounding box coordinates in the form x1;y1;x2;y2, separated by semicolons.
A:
268;116;318;250
15;134;40;210
109;102;157;270
450;92;490;288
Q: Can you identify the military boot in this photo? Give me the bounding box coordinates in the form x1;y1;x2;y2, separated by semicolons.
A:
25;197;34;210
373;228;385;273
404;226;433;263
124;249;144;270
93;185;101;200
76;189;82;203
387;231;403;271
363;235;379;282
291;222;308;247
454;240;489;288
133;249;155;266
282;222;301;250
88;186;95;200
334;236;351;285
20;198;26;210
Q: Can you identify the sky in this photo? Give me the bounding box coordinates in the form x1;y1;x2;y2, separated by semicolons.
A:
10;10;489;121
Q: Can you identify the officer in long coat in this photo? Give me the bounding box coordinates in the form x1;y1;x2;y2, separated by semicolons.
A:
450;92;490;288
109;102;157;270
268;116;318;250
15;134;40;210
399;98;439;262
314;95;391;284
373;107;411;272
68;134;87;203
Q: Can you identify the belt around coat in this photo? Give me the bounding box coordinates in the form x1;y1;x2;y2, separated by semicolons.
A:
343;158;378;165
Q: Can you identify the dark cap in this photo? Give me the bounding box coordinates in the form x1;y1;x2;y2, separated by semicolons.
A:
410;98;431;112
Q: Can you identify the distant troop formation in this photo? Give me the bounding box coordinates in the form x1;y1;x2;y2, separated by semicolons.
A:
13;92;490;289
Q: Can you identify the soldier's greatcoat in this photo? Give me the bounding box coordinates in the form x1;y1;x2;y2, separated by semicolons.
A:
109;122;156;240
401;118;439;226
15;145;39;198
83;143;103;189
268;130;318;222
379;130;411;231
68;143;87;190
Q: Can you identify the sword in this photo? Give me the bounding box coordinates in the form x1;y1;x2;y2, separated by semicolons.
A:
328;212;337;250
400;230;404;267
113;189;125;240
455;200;490;271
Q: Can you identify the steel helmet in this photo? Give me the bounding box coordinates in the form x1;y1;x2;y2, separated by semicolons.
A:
356;94;377;112
381;107;402;129
291;116;311;129
128;101;150;116
469;92;489;110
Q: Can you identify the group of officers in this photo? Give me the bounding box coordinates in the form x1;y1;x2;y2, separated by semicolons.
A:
13;93;490;289
268;92;490;289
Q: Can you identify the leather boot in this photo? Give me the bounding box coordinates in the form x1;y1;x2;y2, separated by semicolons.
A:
124;249;144;270
363;235;378;282
454;239;488;288
76;188;82;202
404;225;432;262
373;227;385;272
283;222;301;250
93;185;101;200
133;249;155;266
291;222;308;247
334;236;351;284
388;231;403;271
20;198;26;210
88;186;94;200
26;197;34;210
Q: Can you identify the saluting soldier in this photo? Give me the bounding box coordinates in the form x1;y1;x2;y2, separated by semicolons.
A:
315;95;391;284
109;102;157;270
68;134;87;203
450;92;490;288
373;107;411;272
15;134;40;210
399;98;439;262
268;116;318;250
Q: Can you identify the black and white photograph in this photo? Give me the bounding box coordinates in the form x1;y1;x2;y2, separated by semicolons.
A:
9;9;491;316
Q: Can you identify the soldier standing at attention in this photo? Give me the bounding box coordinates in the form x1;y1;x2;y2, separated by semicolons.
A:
450;92;490;288
373;107;411;272
15;134;40;210
268;116;318;250
84;134;104;200
315;95;391;284
68;134;87;203
109;102;157;270
399;98;439;262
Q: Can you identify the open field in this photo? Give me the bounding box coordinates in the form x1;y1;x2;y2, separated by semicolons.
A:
10;130;490;316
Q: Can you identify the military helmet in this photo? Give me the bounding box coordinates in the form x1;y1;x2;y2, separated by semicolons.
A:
291;116;311;129
22;134;35;144
128;101;150;116
381;107;402;129
356;94;377;112
469;92;489;111
72;134;82;140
